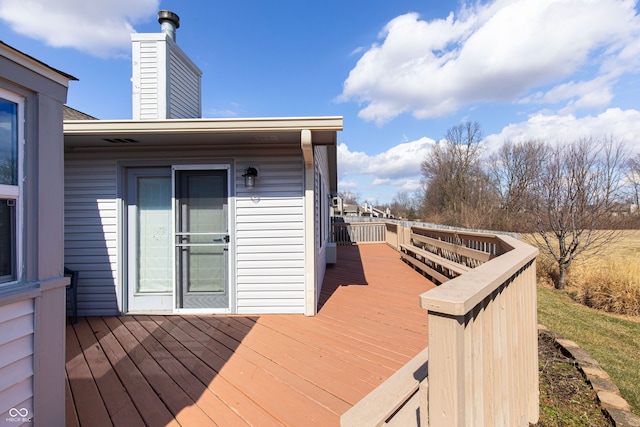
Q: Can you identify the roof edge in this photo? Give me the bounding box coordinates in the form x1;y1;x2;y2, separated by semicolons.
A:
1;41;78;86
64;116;344;135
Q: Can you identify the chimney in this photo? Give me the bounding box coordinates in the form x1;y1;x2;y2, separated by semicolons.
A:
158;10;179;41
131;10;202;120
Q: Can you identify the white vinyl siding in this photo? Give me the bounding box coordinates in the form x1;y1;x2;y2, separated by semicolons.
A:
64;159;119;315
0;299;34;419
236;157;306;314
131;34;202;120
168;46;200;118
136;40;160;120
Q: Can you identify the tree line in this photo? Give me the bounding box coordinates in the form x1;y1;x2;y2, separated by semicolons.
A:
383;121;639;289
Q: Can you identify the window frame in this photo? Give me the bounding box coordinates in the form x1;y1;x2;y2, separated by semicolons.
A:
0;88;24;285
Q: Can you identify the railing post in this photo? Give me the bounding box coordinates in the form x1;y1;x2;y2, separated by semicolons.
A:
420;236;539;426
427;311;467;425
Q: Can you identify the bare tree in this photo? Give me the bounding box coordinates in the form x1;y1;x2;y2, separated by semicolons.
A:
488;139;548;231
390;191;420;220
337;190;360;205
627;154;640;211
601;136;629;206
421;121;495;228
531;137;628;289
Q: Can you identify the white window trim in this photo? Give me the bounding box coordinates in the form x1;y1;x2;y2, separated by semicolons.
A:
0;184;19;198
0;88;24;285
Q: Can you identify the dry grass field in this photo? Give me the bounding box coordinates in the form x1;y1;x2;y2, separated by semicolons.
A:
527;230;640;316
602;229;640;258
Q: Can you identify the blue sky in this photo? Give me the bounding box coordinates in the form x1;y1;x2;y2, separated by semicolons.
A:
2;0;640;204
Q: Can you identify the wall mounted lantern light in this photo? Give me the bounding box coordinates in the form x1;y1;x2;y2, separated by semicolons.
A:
243;167;258;188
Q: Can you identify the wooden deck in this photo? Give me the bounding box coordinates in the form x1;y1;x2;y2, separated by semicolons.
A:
65;244;436;426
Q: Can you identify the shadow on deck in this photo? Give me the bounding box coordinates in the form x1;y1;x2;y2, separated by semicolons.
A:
65;244;435;426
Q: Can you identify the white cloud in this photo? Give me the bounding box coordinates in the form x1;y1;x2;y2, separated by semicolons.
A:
371;178;391;186
342;107;640;203
337;179;359;191
485;108;640;151
0;0;159;58
337;138;434;203
339;0;640;124
337;137;435;179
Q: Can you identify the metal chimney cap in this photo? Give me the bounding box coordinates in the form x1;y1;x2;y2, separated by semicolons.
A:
158;10;180;29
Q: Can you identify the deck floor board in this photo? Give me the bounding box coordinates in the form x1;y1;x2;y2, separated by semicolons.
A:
66;244;435;426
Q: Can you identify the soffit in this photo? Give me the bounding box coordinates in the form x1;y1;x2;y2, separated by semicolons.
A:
64;116;342;149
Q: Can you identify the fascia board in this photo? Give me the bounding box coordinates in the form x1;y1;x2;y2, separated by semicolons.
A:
64;117;344;135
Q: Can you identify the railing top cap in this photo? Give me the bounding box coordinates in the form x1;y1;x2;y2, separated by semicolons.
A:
419;236;538;316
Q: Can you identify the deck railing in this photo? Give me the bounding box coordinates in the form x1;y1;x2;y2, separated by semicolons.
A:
340;222;539;426
331;222;386;245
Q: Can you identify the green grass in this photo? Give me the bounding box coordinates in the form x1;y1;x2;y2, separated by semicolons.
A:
538;285;640;416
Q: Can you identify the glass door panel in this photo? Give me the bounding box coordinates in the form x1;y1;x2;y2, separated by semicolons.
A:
127;168;173;312
137;176;172;292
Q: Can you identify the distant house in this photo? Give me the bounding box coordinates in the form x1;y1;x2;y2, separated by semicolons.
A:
63;11;342;316
332;196;393;218
611;203;638;217
1;41;75;425
362;202;393;218
331;197;362;217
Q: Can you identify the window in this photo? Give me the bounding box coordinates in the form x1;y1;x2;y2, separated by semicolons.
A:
0;91;22;284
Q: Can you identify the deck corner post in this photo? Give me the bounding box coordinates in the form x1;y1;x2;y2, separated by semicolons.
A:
427;311;468;426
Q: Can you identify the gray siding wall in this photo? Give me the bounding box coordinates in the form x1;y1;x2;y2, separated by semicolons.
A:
313;146;331;298
64;150;307;315
1;45;70;426
0;299;34;420
64;159;119;316
235;157;306;314
167;44;201;119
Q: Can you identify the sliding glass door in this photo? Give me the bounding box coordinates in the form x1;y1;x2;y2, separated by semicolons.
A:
126;165;230;312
